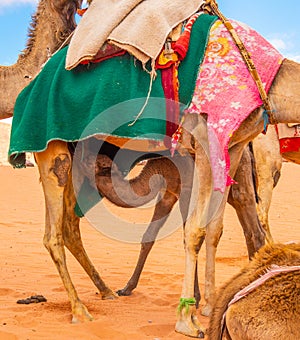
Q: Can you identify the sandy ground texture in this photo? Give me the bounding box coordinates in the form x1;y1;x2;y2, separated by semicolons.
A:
0;162;300;340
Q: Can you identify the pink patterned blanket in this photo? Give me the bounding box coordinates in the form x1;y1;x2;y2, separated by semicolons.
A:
186;19;283;192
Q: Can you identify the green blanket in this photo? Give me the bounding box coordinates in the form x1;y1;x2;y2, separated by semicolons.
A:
9;14;217;167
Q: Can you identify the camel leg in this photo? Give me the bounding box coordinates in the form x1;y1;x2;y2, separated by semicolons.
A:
176;219;207;338
117;190;178;296
200;143;255;318
62;173;116;300
182;140;254;329
200;155;262;316
177;156;201;307
176;111;267;336
116;241;155;296
228;146;266;259
202;148;260;317
175;116;215;337
117;153;195;297
252;126;282;243
35;140;93;323
201;197;226;317
175;152;211;337
255;172;279;244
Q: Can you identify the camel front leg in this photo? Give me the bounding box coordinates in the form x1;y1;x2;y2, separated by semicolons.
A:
176;151;212;337
202;192;227;317
202;145;255;317
178;157;201;307
35;141;92;323
176;221;206;338
62;174;116;300
175;115;215;337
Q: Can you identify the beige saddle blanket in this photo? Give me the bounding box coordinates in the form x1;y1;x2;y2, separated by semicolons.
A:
66;0;205;70
277;123;300;139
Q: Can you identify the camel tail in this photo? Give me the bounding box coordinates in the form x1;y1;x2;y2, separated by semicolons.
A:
272;168;281;188
248;141;259;204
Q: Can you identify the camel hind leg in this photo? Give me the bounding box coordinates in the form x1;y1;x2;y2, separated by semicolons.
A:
228;145;266;258
62;172;116;300
35;140;94;323
117;190;178;296
117;154;194;296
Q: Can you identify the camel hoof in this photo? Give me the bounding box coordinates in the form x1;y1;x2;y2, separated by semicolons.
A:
175;320;205;338
176;304;205;338
116;288;133;296
101;289;118;300
201;303;212;317
71;312;93;324
71;303;94;323
71;316;93;324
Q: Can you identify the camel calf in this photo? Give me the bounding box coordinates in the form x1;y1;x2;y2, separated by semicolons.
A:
208;242;300;340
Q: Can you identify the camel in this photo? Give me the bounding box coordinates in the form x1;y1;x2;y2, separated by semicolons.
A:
0;0;82;120
208;242;300;339
32;69;299;337
8;0;298;335
8;0;300;337
169;0;300;334
173;58;300;338
2;0;267;325
75;141;264;310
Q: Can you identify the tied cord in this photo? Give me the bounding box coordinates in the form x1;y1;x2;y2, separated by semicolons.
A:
177;297;196;315
263;110;270;133
128;59;156;126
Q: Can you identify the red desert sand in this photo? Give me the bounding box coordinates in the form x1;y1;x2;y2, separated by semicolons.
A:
0;162;300;340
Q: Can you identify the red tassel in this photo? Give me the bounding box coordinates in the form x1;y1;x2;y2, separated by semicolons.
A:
77;8;88;16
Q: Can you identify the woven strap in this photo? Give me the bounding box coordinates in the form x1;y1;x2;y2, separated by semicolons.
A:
201;0;277;125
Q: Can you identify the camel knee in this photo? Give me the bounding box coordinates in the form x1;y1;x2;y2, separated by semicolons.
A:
43;233;64;259
51;153;71;186
185;228;206;254
230;186;254;208
35;141;71;187
206;227;223;248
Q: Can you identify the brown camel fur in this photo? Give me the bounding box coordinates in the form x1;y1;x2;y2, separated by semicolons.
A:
0;0;82;119
208;242;300;340
1;0;267;327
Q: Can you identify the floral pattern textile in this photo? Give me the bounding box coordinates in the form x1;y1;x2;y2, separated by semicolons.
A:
186;19;283;192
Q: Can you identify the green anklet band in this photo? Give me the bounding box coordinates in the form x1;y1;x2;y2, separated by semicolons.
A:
177;297;196;315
